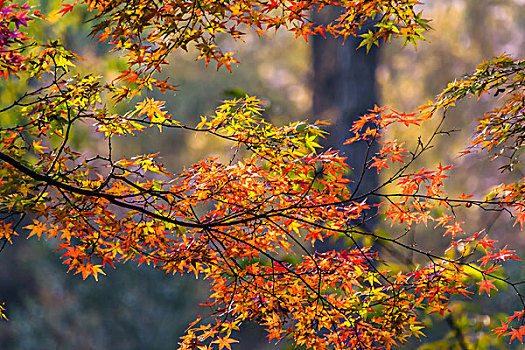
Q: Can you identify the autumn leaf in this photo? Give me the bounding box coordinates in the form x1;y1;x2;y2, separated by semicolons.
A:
211;336;238;350
32;140;49;154
507;326;525;344
477;279;498;296
25;219;47;240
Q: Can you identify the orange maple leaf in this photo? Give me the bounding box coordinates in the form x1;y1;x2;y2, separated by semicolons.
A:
211;336;238;350
369;156;389;174
25;219;47;239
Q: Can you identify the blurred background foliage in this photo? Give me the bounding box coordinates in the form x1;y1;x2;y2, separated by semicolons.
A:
1;0;525;349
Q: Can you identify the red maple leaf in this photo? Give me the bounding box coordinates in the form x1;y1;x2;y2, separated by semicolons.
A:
477;279;497;296
507;326;525;344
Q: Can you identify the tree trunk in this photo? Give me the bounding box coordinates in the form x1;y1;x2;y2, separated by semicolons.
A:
312;7;379;200
312;7;379;246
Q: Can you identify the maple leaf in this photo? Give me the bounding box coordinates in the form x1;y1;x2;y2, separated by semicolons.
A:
369;156;389;173
507;326;525;344
478;251;494;267
11;10;30;28
0;222;17;243
25;219;47;240
478;236;496;250
57;2;77;17
211;336;238;350
216;52;239;73
458;192;474;200
493;320;509;339
513;209;525;230
90;264;106;282
477;279;498;296
434;214;453;228
32;140;49;154
443;221;464;238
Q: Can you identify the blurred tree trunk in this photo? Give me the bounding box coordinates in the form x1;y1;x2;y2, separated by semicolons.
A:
312;7;379;245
